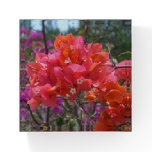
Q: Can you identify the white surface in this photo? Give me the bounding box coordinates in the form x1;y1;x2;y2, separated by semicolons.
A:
0;0;152;152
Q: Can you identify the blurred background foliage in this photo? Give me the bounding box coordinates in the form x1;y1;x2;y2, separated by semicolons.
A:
20;19;131;63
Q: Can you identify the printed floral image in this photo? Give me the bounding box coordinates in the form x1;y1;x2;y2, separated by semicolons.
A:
20;20;131;131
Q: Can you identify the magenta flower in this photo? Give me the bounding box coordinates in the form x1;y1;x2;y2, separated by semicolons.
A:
53;107;62;114
94;113;99;119
56;98;63;106
95;105;101;112
47;40;53;47
20;108;28;119
33;49;39;53
20;100;26;105
21;55;26;61
20;93;29;101
25;39;33;47
36;41;41;46
37;32;43;39
48;49;54;54
84;107;88;112
20;27;26;34
21;48;26;54
29;31;37;38
42;106;47;111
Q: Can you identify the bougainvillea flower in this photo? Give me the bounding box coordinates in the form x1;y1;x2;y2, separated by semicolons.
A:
53;107;62;114
48;52;60;66
21;48;26;54
47;40;53;47
40;83;57;107
36;53;48;69
20;108;28;119
76;77;92;91
115;60;131;85
94;108;115;131
94;107;125;131
91;43;103;53
120;92;132;117
89;52;109;63
27;98;41;111
63;64;86;84
85;62;114;87
85;88;99;103
20;27;26;34
29;31;37;38
54;33;74;58
97;82;126;105
56;98;63;106
36;32;43;39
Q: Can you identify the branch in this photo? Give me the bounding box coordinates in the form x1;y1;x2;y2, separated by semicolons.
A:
117;51;131;57
28;105;41;125
42;20;50;130
42;20;48;54
107;46;116;67
114;65;131;69
84;20;89;43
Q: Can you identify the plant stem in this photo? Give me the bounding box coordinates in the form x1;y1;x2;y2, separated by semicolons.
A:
28;105;41;125
42;20;48;54
42;20;50;130
84;20;89;43
114;65;131;69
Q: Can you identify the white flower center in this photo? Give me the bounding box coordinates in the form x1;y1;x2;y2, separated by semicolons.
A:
70;88;76;95
64;59;70;64
77;79;83;84
66;94;70;98
35;89;40;94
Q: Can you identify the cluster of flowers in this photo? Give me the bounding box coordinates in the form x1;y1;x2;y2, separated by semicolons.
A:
20;27;56;121
26;33;131;131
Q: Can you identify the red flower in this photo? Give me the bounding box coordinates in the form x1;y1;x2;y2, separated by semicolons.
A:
40;84;57;107
115;60;131;85
27;98;41;111
94;107;125;131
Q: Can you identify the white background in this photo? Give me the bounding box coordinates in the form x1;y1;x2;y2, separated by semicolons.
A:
0;0;152;152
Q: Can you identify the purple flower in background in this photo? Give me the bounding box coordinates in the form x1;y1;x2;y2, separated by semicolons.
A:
56;98;63;106
20;63;25;69
20;27;26;34
94;113;99;119
20;108;28;119
25;39;33;47
20;100;26;105
21;55;26;61
24;86;30;95
37;32;43;39
84;107;88;112
53;107;62;114
39;47;45;53
95;105;101;112
48;49;54;54
20;86;30;101
33;49;39;53
31;52;36;57
20;93;29;101
47;40;53;47
82;118;89;125
36;41;41;46
29;31;37;38
21;48;26;54
42;106;47;111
